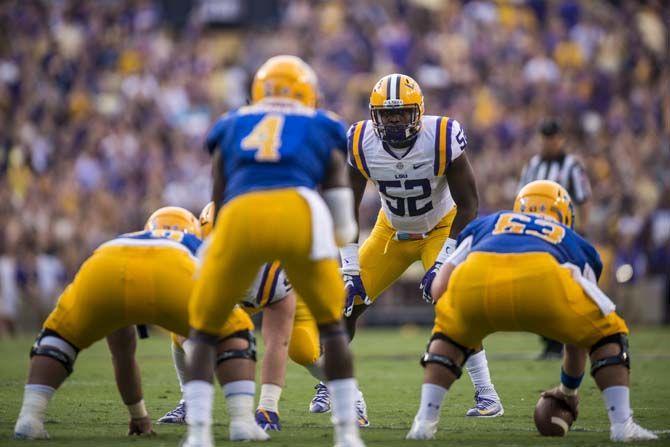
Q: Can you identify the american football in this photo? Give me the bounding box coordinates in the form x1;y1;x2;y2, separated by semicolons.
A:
534;394;575;437
1;1;668;447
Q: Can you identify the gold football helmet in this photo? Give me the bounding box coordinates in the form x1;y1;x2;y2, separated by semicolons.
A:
369;73;424;145
251;55;318;108
199;202;215;238
145;206;201;237
514;180;574;228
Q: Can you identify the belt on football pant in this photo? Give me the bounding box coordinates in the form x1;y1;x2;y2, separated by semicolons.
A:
383;231;428;254
394;231;428;241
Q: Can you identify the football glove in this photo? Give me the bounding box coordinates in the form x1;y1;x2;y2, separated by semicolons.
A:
340;243;370;317
343;273;370;317
420;238;457;304
419;262;442;304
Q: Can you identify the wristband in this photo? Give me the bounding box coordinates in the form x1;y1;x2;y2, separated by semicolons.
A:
436;238;458;264
127;399;148;419
560;368;584;391
340;243;360;273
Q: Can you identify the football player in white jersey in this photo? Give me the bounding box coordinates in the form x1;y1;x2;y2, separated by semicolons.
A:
309;74;503;419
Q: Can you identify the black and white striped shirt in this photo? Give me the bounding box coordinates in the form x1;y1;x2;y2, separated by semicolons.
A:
518;154;591;204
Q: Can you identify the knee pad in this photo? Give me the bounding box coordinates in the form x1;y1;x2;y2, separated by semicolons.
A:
589;333;630;377
419;333;474;379
30;329;79;375
420;352;463;378
216;330;257;365
430;333;475;361
289;327;320;366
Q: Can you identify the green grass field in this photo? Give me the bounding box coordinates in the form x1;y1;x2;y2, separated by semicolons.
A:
1;327;669;446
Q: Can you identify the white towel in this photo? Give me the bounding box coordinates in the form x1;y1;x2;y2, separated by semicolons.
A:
297;187;338;260
561;262;616;316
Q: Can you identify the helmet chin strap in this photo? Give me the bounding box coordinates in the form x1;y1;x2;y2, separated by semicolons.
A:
387;132;418;149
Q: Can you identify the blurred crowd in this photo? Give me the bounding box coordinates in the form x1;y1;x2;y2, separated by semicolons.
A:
1;0;669;332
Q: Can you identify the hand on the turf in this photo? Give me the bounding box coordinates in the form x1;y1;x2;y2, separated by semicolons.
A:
541;387;580;420
128;416;156;436
420;262;442;304
343;273;369;317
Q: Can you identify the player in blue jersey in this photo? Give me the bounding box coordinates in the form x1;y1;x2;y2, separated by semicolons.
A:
405;180;657;442
182;55;363;447
13;207;255;440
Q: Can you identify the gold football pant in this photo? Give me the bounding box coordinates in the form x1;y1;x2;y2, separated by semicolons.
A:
189;189;345;335
44;245;253;350
174;296;320;366
433;252;629;349
357;207;457;304
288;296;320;366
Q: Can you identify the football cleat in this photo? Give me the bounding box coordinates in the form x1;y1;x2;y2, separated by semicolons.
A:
465;389;504;417
405;416;438;440
157;400;187;424
14;417;50;440
229;419;270;441
610;417;658;442
255;408;281;431
356;391;370;428
310;382;331;413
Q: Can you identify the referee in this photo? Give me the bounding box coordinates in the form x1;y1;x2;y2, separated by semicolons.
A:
518;118;592;359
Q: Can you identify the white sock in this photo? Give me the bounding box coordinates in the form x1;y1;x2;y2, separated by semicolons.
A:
603;386;632;424
416;383;447;422
223;380;256;423
328;378;358;426
171;342;187;394
465;350;496;395
184;380;214;426
17;384;55;423
258;383;282;413
305;358;326;381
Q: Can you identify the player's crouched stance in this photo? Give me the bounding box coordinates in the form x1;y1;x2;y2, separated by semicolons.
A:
13;207;256;441
406;181;658;443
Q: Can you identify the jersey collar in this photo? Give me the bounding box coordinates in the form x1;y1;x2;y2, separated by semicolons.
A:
381;134;419;160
